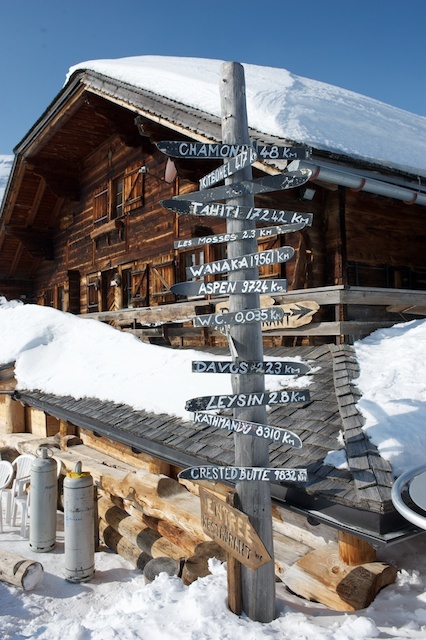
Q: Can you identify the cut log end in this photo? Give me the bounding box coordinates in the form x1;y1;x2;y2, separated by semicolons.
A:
143;557;181;583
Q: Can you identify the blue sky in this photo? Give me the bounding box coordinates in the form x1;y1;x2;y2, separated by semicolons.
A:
1;0;425;155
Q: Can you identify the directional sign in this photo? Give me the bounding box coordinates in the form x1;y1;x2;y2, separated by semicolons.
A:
174;222;307;249
161;199;313;227
193;307;284;328
156;141;311;160
171;279;287;297
186;247;294;279
179;466;308;483
261;301;320;331
191;360;310;376
193;411;303;448
172;170;312;203
185;389;310;412
199;488;271;570
199;147;258;190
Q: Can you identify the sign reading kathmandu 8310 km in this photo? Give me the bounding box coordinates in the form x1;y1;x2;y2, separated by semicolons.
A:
179;466;308;483
174;221;308;249
185;389;310;412
156;141;312;161
186;247;294;279
193;412;303;448
161;199;313;227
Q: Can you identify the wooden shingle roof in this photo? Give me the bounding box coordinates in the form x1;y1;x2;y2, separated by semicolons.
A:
13;344;406;542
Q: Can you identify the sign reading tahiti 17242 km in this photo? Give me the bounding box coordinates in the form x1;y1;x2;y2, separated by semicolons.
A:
193;307;284;328
191;360;311;375
171;279;287;297
186;247;294;279
156;141;311;160
193;411;303;448
161;198;313;227
178;466;308;483
185;389;310;412
174;221;307;249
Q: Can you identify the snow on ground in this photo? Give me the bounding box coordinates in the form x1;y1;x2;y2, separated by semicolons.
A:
1;298;426;638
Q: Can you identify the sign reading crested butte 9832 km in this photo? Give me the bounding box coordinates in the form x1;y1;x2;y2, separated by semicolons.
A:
178;466;308;483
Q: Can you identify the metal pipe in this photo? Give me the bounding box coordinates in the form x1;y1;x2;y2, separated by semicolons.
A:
300;161;426;207
391;464;426;530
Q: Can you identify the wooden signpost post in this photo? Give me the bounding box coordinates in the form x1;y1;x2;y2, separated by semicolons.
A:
157;62;315;623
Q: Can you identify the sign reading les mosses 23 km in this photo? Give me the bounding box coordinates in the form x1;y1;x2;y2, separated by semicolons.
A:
198;488;272;571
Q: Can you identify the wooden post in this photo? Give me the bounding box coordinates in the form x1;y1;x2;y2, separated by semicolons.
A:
220;61;275;622
226;491;242;615
338;531;376;565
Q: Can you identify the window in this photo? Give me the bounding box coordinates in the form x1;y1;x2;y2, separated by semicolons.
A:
93;167;144;225
112;177;123;219
87;275;100;313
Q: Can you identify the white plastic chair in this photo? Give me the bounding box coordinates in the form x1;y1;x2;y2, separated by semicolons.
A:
0;460;14;533
4;453;36;530
12;451;62;538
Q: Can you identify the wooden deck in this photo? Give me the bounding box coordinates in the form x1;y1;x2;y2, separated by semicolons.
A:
81;285;426;344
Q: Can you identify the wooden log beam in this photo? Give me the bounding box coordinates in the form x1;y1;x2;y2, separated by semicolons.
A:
99;519;150;570
338;531;376;565
0;550;44;590
283;543;397;611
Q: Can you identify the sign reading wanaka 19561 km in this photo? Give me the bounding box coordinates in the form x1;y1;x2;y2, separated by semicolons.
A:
193;411;303;448
186;247;294;279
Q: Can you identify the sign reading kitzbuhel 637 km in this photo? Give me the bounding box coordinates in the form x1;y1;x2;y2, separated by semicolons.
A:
199;147;258;190
186;247;294;279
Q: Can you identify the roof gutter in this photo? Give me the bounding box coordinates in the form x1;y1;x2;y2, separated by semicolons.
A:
300;160;426;207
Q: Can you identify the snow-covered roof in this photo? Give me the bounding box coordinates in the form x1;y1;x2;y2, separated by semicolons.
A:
67;56;426;178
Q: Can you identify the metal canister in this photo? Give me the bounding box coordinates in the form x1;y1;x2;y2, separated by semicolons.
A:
29;446;58;552
63;462;94;582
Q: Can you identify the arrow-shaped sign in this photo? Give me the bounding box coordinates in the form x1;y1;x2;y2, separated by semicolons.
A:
191;360;310;376
186;247;294;279
172;170;312;203
179;466;308;483
193;306;284;328
171;279;287;297
199;488;271;571
156;140;311;160
193;411;303;447
199;147;258;190
185;389;310;412
173;221;307;250
161;199;313;227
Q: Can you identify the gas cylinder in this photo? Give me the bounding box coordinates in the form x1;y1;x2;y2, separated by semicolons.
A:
63;462;95;582
29;446;58;553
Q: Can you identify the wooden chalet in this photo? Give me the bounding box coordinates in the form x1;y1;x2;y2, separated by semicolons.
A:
0;59;425;610
0;61;425;344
